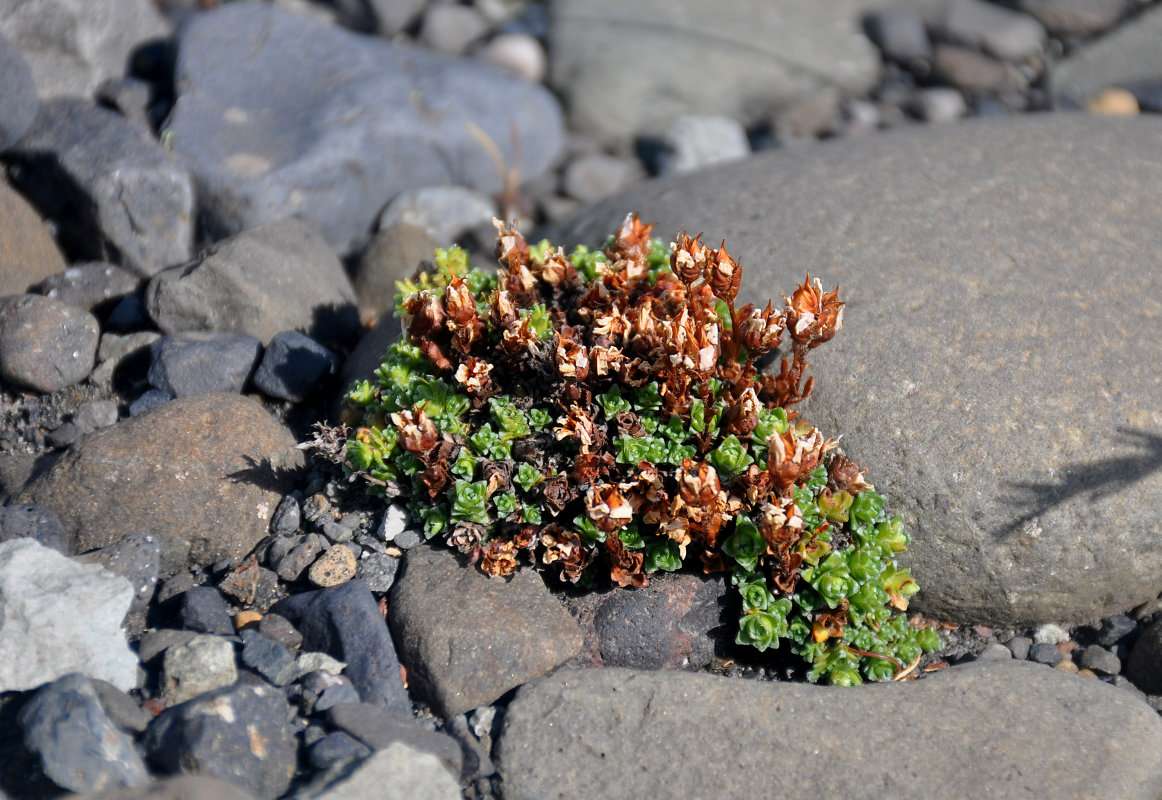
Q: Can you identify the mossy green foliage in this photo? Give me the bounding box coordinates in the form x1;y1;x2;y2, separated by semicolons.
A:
338;214;939;684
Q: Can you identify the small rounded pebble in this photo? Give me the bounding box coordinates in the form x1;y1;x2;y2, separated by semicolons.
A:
1005;635;1032;660
0;294;99;392
393;529;424;550
1087;87;1139;116
1054;659;1079;673
321;520;353;544
308;545;357;587
73;399;119;432
476;32;548;83
1029;641;1062;665
1077;644;1122;675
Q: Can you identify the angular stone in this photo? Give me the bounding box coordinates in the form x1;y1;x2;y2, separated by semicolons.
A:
147;332;262;398
0;502;70;554
297;743;460;800
181;586;235;635
20;393;302;574
162;634;238;705
273;579;410;714
165;3;563;255
36;263;140;313
498;660;1162;800
252;331;339;402
0;179;66;295
547;0;882;144
308;545;357;588
356;552;399;593
80;531;161;612
1052;5;1162;105
6;99;193;277
355;223;443;324
0;294;98;392
542;114;1162;626
0;0;170;99
146;218;358;346
389;545;583;717
70;775;260;800
660;115;751;176
143;683;297;800
18;673;148;794
0;538;137;692
325;702;462;775
377;185;498;244
1017;0;1132;37
240;630;297;686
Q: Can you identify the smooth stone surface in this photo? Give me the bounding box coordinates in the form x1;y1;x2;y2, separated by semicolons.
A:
252;330;339;402
7;99;193;278
0;294;99;392
165;3;563;255
296;743;461;800
547;0;882;144
0;180;67;295
79;530;161;612
935;0;1046;60
498;660;1162;800
71;775;260;800
0;0;170;99
18;673;148;794
0;502;70;554
542;113;1162;626
660;115;751;176
146;218;358;347
181;586;235;635
376;185;498;244
0;31;37;150
389;545;583;717
1052;4;1162;105
1017;0;1132;37
273;579;410;715
0;538;137;692
143;683;297;800
324;702;462;775
148;332;262;398
162;633;238;705
20;393;302;574
36;263;140;313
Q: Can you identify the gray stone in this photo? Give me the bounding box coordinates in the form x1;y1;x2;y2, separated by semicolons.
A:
80;531;161;612
1052;5;1162;105
0;294;98;392
6;99;193;278
128;389;169;417
1029;642;1063;665
146;218;358;347
0;538;137;692
218;558;281;612
660;115;751;176
354;223;443;326
94;77;155;132
240;630;297;686
567;572;729;670
547;0;882;144
259;614;303;656
313;683;361;714
98;331;160;365
977;642;1014;660
165;3;563;255
542;114;1162;627
376;505;410;543
931;44;1008;93
148;332;261;398
0;0;169;99
70;775;260;800
418;4;489;55
1097;614;1137;647
0;502;69;554
89;678;152;733
136;628;196;664
274;538;327;582
1017;0;1132;37
181;586;234;635
162;633;238;705
1078;644;1121;675
20;393;302;574
325;702;462;775
273;579;410;714
297;743;460;800
772;87;842;142
0;179;67;296
18;673;148;794
365;0;428;36
47;421;81;448
912;87;968;122
270;495;301;536
35;263;139;313
252;331;339;402
143;683;297;800
356;552;399;593
389;545;583;717
308;731;372;770
73;400;119;432
562;153;639;204
936;0;1046;60
392;529;423;550
0;31;36;151
499;660;1162;800
377;186;498;244
1005;635;1032;660
866;7;931;62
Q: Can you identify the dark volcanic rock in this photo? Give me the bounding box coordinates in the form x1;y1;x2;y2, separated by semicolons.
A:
147;332;262;398
0;294;98;392
543;114;1162;626
389;545;583;717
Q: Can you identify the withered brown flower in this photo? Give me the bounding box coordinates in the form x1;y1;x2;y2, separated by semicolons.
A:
585;483;634;532
391;408;438;455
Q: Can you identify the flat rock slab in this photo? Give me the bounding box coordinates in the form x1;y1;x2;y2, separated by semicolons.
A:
389;545;583;717
20;393;302;574
166;2;563;254
547;0;882;144
498;660;1162;800
543;113;1162;626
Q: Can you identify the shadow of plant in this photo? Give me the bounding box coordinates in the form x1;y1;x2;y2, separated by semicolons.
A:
999;427;1162;538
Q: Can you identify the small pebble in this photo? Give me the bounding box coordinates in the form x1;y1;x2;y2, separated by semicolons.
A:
1087;87;1139;116
1029;642;1062;665
129;389;171;416
321;520;353;544
1054;659;1079;674
393;529;424;550
73;400;118;432
1097;614;1137;647
235;610;263;630
180;586;234;635
976;642;1012;661
377;504;410;542
271;494;302;535
1005;635;1032;660
308;545;357;587
259;613;303;656
1077;644;1121;675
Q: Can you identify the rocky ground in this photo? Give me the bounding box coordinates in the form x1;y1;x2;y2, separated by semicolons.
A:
2;0;1162;798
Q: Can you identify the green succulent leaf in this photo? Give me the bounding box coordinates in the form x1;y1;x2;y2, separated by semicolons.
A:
633;383;663;413
493;492;519;518
514;462;543;492
804;551;858;609
451;480;490;525
490;396;532;440
707;434;754;477
618;525;645;550
451;448;476;480
721;515;765;572
736;598;791;652
574;514;606;546
528;407;553;431
597;385;632;418
643;539;683;573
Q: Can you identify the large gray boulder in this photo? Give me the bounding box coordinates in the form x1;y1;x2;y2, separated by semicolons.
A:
546;0;882;145
1051;4;1162;105
498;661;1162;800
541;113;1162;626
165;2;564;255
